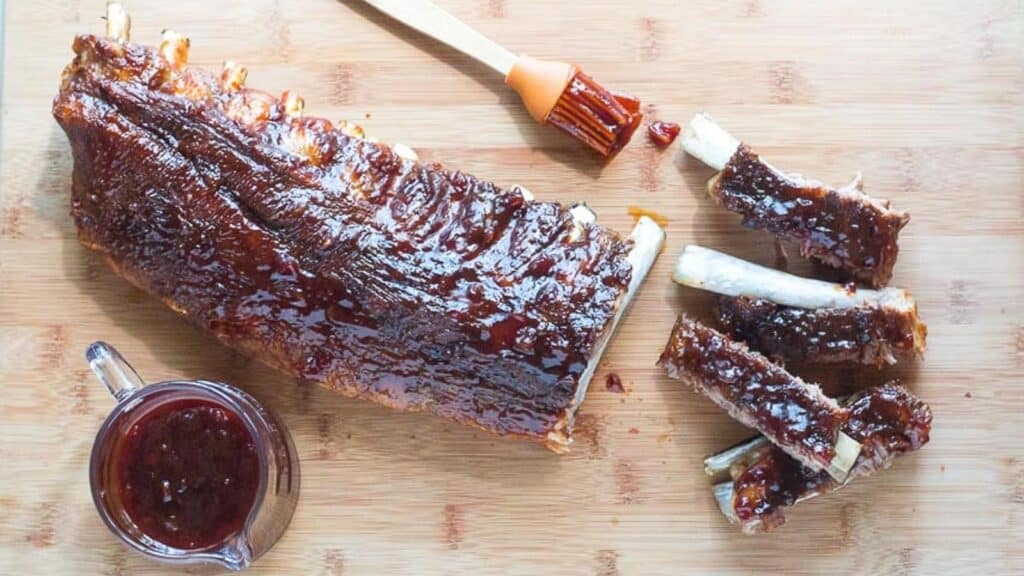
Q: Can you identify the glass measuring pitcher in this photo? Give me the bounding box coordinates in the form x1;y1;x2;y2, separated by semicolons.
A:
87;342;299;571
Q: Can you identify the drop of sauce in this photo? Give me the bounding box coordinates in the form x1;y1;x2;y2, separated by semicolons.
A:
627;205;670;228
113;398;260;550
647;121;681;147
605;373;625;393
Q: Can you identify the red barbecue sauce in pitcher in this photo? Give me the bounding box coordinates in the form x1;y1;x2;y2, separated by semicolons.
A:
112;398;260;550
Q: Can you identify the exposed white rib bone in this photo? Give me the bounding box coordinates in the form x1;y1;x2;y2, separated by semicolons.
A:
337;120;365;139
512;185;534;202
673;245;915;312
282;91;304;117
827;432;861;482
713;482;738;522
220;61;248;92
681;113;739;171
159;30;189;68
105;1;131;42
549;216;665;451
704;436;770;478
391;143;419;162
567;204;597;242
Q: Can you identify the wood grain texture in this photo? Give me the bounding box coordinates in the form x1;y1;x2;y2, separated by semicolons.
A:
1;0;1022;574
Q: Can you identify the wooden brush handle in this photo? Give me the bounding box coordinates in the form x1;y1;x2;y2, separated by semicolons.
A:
361;0;517;76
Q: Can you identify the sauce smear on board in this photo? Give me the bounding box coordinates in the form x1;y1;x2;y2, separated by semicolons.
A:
605;373;625;393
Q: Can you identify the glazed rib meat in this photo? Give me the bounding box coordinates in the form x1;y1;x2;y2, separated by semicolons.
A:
52;11;664;451
658;316;860;481
681;113;909;287
674;245;927;366
715;296;925;366
706;383;932;533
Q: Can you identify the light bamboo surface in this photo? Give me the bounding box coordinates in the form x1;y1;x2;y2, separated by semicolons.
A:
1;1;1022;574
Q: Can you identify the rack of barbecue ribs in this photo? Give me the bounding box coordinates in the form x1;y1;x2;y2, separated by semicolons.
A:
704;383;932;533
658;316;862;481
680;113;910;287
674;245;927;366
52;3;665;452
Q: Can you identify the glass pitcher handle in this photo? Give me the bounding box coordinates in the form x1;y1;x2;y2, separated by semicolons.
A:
86;342;146;402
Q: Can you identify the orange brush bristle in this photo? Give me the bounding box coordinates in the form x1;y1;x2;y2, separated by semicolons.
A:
545;71;643;159
505;57;643;159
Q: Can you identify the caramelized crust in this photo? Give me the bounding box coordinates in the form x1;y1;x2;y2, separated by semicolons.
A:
711;145;909;287
715;296;927;366
728;383;932;533
53;34;636;450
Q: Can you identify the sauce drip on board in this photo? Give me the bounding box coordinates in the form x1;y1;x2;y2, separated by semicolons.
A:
646;121;680;146
605;373;625;393
627;206;670;229
113;398;260;550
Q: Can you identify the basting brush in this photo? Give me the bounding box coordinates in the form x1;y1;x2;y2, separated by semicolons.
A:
361;0;643;159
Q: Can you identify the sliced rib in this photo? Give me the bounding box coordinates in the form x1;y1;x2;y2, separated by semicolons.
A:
52;7;664;452
658;316;861;481
715;297;925;366
707;382;932;533
674;245;927;366
681;113;909;287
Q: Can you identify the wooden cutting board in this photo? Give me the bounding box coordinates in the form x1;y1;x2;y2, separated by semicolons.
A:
1;1;1021;574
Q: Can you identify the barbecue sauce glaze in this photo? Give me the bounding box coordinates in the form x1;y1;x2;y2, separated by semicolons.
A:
114;398;259;550
545;71;643;159
732;384;932;525
712;145;908;287
715;296;923;366
659;316;846;468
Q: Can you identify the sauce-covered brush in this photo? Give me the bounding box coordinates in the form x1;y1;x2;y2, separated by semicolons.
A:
361;0;643;159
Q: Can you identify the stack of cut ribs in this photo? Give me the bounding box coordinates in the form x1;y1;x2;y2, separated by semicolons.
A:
660;114;933;533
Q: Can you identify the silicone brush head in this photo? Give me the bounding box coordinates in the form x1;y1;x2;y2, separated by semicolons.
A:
506;56;642;159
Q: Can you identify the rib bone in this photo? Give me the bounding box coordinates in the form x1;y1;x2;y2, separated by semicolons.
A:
674;245;927;365
680;112;738;171
105;1;130;42
159;30;189;68
282;90;304;117
220;61;248;92
674;245;914;311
